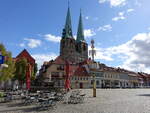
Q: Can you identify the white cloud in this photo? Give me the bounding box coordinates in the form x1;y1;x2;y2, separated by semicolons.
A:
19;43;25;47
84;16;98;21
99;0;106;3
84;29;96;38
112;9;135;21
98;0;127;7
127;8;135;13
98;24;112;31
44;34;61;43
135;0;142;7
24;38;41;48
73;35;77;40
85;16;89;20
94;32;150;73
112;11;126;21
93;17;99;21
89;46;113;61
32;53;57;69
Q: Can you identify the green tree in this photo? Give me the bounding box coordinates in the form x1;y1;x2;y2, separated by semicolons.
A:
31;63;38;80
14;58;27;87
0;43;15;81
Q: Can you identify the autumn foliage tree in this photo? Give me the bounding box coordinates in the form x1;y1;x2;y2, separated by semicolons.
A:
0;43;15;81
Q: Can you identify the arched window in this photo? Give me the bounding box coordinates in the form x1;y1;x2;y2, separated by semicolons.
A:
83;44;86;51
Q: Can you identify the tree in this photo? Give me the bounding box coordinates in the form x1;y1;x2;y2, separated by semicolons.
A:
0;43;15;81
31;63;38;80
14;58;27;87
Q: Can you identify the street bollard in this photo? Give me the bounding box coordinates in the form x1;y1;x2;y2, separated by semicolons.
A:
93;74;96;97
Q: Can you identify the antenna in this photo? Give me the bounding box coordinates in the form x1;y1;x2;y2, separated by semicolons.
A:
89;39;96;61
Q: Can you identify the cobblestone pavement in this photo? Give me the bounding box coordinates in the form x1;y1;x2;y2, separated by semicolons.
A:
1;89;150;113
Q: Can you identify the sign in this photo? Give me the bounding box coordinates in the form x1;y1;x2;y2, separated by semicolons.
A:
1;64;8;68
0;55;4;64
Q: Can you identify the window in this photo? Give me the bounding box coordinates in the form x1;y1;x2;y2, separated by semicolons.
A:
96;81;99;85
91;80;93;85
57;65;64;70
62;41;65;48
70;40;73;44
83;45;86;51
58;81;60;86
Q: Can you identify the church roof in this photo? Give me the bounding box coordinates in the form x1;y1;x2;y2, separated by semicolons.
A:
76;10;85;43
63;6;73;38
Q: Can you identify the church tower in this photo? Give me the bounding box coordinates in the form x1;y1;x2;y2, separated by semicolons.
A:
76;10;88;61
60;6;76;62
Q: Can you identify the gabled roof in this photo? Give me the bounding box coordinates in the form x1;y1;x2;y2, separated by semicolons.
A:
74;65;90;76
16;49;35;65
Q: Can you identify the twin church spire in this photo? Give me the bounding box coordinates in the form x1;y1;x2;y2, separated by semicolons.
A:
62;6;85;42
60;5;88;62
64;7;73;38
77;10;85;42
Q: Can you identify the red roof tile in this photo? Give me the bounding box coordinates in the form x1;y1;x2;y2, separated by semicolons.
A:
16;49;35;65
74;65;90;76
54;56;65;64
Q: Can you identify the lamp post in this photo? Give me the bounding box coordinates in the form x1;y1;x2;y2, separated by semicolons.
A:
89;39;96;97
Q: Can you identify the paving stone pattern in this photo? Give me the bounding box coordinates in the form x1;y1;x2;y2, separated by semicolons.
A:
0;89;150;113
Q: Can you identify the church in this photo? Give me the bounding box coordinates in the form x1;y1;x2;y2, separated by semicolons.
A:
38;6;90;88
38;6;144;89
60;7;88;63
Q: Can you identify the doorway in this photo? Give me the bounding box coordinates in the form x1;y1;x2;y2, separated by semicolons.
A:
80;82;83;88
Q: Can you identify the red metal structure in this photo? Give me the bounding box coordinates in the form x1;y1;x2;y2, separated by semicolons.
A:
65;61;71;91
26;64;31;90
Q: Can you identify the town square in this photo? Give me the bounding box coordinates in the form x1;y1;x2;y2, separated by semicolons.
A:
0;0;150;113
0;89;150;113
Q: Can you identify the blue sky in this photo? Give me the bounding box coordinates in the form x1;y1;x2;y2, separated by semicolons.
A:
1;0;150;72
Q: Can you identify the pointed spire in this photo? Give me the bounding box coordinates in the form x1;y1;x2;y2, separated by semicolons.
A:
76;9;85;42
62;3;73;38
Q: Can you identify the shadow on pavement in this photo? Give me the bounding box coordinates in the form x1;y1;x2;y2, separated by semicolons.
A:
0;106;38;113
137;94;150;97
7;102;24;107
